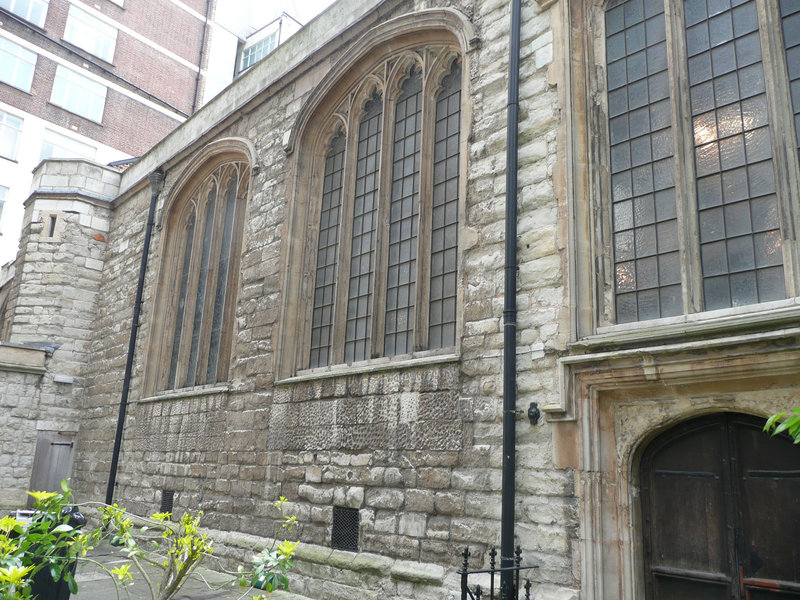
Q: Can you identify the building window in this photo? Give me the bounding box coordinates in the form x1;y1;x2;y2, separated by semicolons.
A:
239;31;277;73
0;110;23;161
64;5;117;63
50;65;107;123
0;35;37;92
603;0;800;324
0;185;7;223
0;0;48;28
40;128;96;162
150;159;250;393
302;54;462;370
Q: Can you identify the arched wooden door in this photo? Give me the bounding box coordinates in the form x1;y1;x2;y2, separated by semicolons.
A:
640;413;800;599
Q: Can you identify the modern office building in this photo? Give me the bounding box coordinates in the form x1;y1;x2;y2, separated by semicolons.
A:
0;0;303;265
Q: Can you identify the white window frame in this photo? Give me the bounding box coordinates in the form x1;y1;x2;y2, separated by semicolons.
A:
0;110;23;161
0;0;48;27
0;185;7;222
239;31;277;73
0;34;37;92
40;128;96;162
64;4;117;63
50;64;107;123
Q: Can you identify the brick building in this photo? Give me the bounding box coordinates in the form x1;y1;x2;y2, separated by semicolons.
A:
1;0;800;599
0;0;254;264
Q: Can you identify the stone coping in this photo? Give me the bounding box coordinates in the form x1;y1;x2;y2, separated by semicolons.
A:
280;352;460;385
208;528;445;587
0;343;46;374
577;297;800;350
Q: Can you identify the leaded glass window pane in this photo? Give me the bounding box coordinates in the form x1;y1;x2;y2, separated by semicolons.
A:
185;185;216;387
607;0;682;323
385;69;421;356
345;93;382;363
205;169;238;383
686;0;785;310
310;132;346;368
780;0;800;160
167;209;195;390
430;61;461;349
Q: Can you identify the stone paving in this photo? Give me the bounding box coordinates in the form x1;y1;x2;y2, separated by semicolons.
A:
72;543;309;600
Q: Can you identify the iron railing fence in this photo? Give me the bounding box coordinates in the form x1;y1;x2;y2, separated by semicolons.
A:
458;546;538;600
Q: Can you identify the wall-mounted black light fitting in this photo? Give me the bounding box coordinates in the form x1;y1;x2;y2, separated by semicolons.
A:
528;402;541;426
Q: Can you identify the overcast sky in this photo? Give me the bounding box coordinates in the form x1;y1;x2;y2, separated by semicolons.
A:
280;0;338;25
215;0;339;38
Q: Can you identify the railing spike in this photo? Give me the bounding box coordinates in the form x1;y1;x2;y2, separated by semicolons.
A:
524;579;532;600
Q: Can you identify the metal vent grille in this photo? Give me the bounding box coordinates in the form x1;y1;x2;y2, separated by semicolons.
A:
331;506;359;552
160;490;175;516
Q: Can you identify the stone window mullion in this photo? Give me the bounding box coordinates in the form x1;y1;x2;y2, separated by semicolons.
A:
371;86;395;360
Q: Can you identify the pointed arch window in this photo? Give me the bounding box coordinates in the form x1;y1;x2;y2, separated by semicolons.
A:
304;53;463;371
153;160;250;392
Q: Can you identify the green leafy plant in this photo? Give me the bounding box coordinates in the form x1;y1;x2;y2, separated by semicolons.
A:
764;407;800;444
237;496;299;596
0;481;100;600
1;480;300;600
100;504;215;600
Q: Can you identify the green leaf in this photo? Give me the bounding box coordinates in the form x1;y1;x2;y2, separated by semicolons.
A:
65;570;78;593
764;412;786;432
51;524;74;533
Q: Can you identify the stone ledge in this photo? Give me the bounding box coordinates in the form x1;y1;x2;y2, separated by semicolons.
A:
208;528;446;586
0;343;46;375
390;560;445;584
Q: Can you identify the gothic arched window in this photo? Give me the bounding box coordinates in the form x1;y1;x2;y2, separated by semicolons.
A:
148;155;250;393
302;55;463;371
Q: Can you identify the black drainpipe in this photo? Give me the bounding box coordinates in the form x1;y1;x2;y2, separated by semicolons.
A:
105;169;165;505
192;0;212;114
501;0;522;595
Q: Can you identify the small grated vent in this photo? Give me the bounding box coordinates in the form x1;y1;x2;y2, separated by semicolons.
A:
331;506;359;552
160;490;175;516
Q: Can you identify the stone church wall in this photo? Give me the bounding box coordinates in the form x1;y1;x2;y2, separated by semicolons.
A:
67;0;578;597
0;160;118;507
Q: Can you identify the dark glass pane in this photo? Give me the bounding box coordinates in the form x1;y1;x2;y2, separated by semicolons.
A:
726;235;754;272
